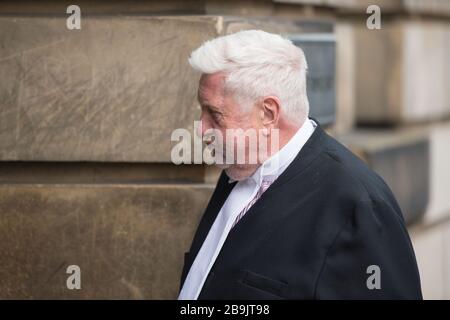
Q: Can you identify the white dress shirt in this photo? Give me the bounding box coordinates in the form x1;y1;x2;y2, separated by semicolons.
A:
178;119;317;300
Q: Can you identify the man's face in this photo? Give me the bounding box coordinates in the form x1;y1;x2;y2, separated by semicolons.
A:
197;73;263;180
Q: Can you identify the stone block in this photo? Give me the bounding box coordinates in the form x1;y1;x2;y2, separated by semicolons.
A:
339;127;429;225
409;220;450;299
0;16;227;162
0;183;213;299
332;0;450;16
409;224;446;299
423;122;450;223
353;20;450;125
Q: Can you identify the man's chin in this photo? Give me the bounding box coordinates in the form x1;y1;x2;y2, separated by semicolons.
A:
223;166;255;182
213;159;260;182
212;158;231;169
224;167;242;182
211;163;241;181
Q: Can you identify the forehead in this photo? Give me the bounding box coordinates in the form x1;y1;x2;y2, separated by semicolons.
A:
198;73;225;103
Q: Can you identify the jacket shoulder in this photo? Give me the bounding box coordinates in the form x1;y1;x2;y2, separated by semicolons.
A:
312;132;401;212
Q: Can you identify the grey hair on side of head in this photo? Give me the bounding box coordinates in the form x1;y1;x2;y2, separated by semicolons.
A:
188;30;310;125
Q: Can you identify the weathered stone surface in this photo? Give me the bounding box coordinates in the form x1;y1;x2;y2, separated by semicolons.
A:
339;128;429;225
0;0;205;15
334;22;355;135
410;221;450;299
0;16;222;162
0;183;213;299
402;0;450;16
0;15;337;162
353;19;450;125
407;121;450;299
402;21;450;123
0;0;344;21
329;0;450;16
274;0;354;8
423;122;450;223
0;162;207;184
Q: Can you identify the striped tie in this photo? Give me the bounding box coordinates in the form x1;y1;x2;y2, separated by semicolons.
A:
231;179;274;228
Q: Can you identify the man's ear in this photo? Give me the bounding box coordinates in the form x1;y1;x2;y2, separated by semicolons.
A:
260;96;281;128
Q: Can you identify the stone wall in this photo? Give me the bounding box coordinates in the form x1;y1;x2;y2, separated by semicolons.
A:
0;0;449;299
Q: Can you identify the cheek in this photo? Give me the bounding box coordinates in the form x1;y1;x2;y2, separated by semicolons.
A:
250;109;264;128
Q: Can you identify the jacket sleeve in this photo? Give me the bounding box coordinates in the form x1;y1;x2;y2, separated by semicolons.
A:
314;198;423;299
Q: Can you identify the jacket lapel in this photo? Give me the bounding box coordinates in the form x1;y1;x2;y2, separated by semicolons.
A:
180;171;237;287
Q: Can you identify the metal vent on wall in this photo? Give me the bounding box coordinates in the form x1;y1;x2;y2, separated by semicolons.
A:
287;32;336;127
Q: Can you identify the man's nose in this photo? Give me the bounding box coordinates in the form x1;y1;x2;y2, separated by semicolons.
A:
196;119;204;138
197;116;211;139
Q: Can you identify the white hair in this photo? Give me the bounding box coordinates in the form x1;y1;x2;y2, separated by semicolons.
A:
188;30;309;125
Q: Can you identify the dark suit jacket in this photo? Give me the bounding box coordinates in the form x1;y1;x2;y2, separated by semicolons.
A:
179;120;423;299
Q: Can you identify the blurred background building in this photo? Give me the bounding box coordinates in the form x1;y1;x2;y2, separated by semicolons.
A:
0;0;449;299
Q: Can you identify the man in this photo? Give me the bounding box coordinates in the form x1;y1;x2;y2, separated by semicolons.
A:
178;30;422;299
